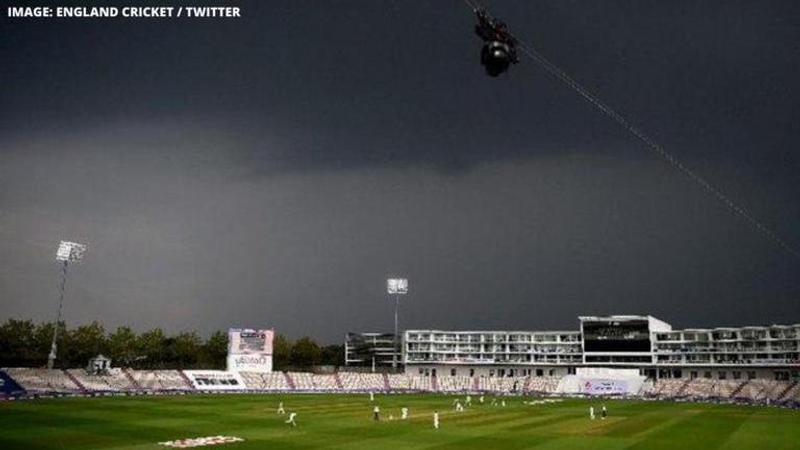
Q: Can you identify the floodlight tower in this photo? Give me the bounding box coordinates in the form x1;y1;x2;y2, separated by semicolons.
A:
386;277;408;370
48;241;87;369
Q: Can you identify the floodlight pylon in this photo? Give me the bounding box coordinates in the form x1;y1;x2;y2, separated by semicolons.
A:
48;241;87;369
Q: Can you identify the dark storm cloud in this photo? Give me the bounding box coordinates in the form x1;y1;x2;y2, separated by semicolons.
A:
1;1;798;341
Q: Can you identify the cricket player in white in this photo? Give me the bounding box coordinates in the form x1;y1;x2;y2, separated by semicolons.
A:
433;411;440;430
589;406;595;420
601;404;607;419
373;405;380;421
465;395;472;406
501;399;506;407
277;401;285;415
479;395;484;404
455;400;464;412
401;407;408;420
369;391;374;402
285;412;297;427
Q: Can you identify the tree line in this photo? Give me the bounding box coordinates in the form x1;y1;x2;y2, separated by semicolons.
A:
0;319;343;370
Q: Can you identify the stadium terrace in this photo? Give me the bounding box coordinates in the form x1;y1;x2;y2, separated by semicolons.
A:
2;315;799;409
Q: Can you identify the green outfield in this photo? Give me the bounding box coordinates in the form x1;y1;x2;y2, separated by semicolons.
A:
1;394;798;449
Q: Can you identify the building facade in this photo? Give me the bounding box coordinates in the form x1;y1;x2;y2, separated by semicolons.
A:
344;332;401;368
404;315;800;380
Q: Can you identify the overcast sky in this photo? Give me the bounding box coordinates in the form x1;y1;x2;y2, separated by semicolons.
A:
1;0;798;342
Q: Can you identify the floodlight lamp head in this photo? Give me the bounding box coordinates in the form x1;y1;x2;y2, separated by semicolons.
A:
56;241;87;262
387;278;408;295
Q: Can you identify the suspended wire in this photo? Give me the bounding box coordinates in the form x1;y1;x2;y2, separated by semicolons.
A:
462;0;482;10
462;1;800;260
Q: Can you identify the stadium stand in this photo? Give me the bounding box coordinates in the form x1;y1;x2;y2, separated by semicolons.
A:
711;380;741;398
651;379;685;397
239;371;266;389
333;372;344;389
436;375;473;392
387;373;412;390
730;381;751;398
338;372;385;391
286;372;314;390
283;372;296;389
127;370;192;390
239;371;291;390
779;381;800;402
525;376;560;394
382;373;391;390
477;376;519;393
683;378;716;398
409;374;433;391
312;374;339;391
4;368;81;392
67;369;136;392
647;377;800;405
734;380;787;402
122;368;141;389
63;370;87;392
263;372;292;390
2;368;797;409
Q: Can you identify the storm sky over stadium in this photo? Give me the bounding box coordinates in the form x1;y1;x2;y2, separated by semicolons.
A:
1;0;799;342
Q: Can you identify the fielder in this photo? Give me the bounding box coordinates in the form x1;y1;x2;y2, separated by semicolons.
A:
285;412;297;427
433;411;440;430
277;401;285;415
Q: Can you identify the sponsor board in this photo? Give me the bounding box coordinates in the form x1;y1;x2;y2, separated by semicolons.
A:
582;379;629;395
226;354;273;372
0;371;26;396
183;371;246;391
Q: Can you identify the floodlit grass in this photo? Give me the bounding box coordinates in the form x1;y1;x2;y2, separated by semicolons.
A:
1;394;798;449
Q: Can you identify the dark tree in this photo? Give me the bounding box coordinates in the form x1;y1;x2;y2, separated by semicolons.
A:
290;336;322;368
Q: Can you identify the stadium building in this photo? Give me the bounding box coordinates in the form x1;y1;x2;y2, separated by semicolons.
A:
344;332;401;368
403;315;800;381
